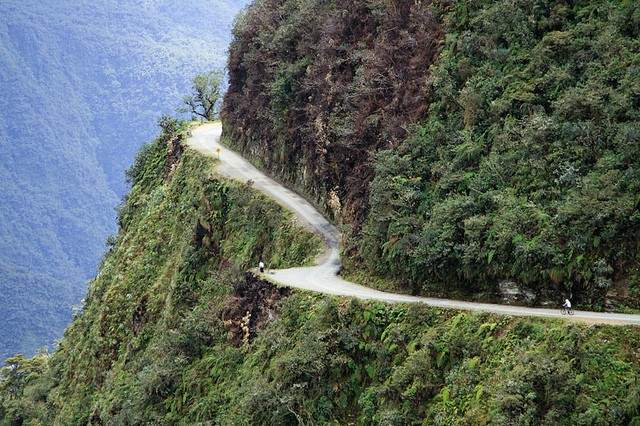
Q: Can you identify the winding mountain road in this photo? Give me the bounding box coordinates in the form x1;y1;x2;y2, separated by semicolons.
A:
187;123;640;326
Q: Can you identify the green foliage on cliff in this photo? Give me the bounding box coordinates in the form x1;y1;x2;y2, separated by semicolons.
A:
223;0;640;307
361;0;640;307
2;126;639;425
174;300;640;425
0;124;321;424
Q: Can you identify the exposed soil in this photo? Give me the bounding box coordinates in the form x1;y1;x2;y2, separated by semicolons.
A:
131;295;148;335
221;273;291;346
165;134;184;179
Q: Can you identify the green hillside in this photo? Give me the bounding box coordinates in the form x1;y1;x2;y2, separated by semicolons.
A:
2;123;639;425
222;0;640;309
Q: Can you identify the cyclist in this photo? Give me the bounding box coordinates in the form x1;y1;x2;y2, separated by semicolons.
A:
259;260;265;274
562;298;572;313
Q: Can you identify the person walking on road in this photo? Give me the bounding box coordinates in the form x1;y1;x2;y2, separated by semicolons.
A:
259;260;265;274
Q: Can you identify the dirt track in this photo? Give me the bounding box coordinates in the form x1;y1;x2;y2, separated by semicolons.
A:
186;123;640;326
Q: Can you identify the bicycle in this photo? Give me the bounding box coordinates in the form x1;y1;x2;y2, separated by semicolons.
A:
561;306;574;315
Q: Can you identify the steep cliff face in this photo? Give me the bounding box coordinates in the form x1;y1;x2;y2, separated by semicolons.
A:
223;0;640;307
222;0;442;225
359;0;640;306
0;123;322;424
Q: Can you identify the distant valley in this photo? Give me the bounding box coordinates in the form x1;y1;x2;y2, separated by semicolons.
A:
0;0;248;360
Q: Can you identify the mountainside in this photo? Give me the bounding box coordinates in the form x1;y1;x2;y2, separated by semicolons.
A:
222;0;640;309
3;1;640;424
0;0;248;360
2;125;639;425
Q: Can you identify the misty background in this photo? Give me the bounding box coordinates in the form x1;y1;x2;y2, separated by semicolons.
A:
0;0;249;360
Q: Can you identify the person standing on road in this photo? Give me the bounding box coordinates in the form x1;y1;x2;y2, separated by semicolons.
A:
259;260;265;274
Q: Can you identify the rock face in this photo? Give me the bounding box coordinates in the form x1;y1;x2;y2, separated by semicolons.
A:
498;280;536;305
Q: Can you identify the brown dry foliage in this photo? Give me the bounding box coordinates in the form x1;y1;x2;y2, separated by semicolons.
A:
222;0;443;227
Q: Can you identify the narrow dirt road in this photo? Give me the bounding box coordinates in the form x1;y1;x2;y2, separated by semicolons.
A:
186;123;640;326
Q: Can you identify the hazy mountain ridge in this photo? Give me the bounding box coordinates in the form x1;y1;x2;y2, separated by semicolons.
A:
0;0;248;360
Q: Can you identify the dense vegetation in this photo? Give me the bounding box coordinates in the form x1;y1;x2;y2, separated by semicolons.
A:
2;126;639;425
0;123;322;424
0;0;248;359
361;0;640;307
223;0;640;308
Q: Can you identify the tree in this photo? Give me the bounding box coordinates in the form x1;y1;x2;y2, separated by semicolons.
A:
179;70;224;121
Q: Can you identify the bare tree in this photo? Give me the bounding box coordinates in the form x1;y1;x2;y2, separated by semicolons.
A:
179;70;223;121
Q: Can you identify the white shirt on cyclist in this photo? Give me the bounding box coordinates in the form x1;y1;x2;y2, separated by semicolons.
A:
564;299;571;308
